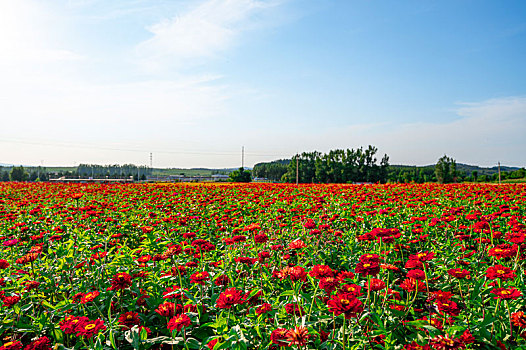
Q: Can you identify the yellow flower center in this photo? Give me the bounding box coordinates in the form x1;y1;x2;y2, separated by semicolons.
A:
85;324;96;330
497;270;505;274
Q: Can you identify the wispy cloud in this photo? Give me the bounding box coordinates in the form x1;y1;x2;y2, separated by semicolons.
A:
322;96;526;167
135;0;281;70
231;96;526;167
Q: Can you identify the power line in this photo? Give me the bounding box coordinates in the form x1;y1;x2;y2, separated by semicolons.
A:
0;137;292;158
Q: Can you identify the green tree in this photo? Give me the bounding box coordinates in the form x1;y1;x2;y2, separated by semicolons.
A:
10;166;29;182
0;170;8;182
435;155;456;184
229;167;251;182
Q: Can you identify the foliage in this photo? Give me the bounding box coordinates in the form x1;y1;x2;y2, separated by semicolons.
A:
252;160;289;181
281;146;389;183
9;166;29;181
229;167;252;182
78;164;152;178
435;155;457;184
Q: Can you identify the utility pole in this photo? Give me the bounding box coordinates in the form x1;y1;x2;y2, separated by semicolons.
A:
296;155;299;185
242;146;244;169
150;153;153;169
498;161;501;184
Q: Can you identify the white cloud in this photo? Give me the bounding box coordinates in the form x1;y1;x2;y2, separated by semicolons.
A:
136;0;280;70
224;96;526;168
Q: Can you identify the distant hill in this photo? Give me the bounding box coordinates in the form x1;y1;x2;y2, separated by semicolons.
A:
389;163;520;176
455;163;519;176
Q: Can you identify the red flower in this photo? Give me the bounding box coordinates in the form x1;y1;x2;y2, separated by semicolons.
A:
190;271;210;285
339;284;362;297
367;278;386;291
430;334;464;349
404;342;430;349
409;251;435;262
256;303;272;315
71;193;83;200
118;312;141;329
406;269;426;280
254;233;268;243
488;244;518;260
285;303;305;316
309;265;334;279
155;302;180;317
216;288;243;309
303;219;316;229
75;319;106;339
59;315;89;335
270;328;289;346
288;240;307;249
490;287;522;300
400;278;426;292
234;257;257;266
459;329;475;345
337;270;355;281
16;252;39;265
206;339;219;350
23;336;52;350
163;285;185;300
109;272;132;291
359;253;380;263
327;293;363;319
288;266;307;282
80;290;99;304
406;259;424;269
2;295;20;308
436;300;460;317
167;314;191;332
486;265;516;281
214;274;230;287
355;261;380;276
23;281;40;291
0;260;9;269
447;268;470;279
319;277;340;294
428;290;453;302
319;329;330;343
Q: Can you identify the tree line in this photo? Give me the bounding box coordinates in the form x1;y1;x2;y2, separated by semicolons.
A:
2;152;524;183
254;146;390;183
77;164;152;179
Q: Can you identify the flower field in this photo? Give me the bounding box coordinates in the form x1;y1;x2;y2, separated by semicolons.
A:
1;182;526;350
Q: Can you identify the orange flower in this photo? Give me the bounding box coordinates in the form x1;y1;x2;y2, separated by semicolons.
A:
512;311;526;328
286;326;310;346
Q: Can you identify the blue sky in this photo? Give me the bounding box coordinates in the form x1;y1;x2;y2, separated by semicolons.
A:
1;0;525;168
